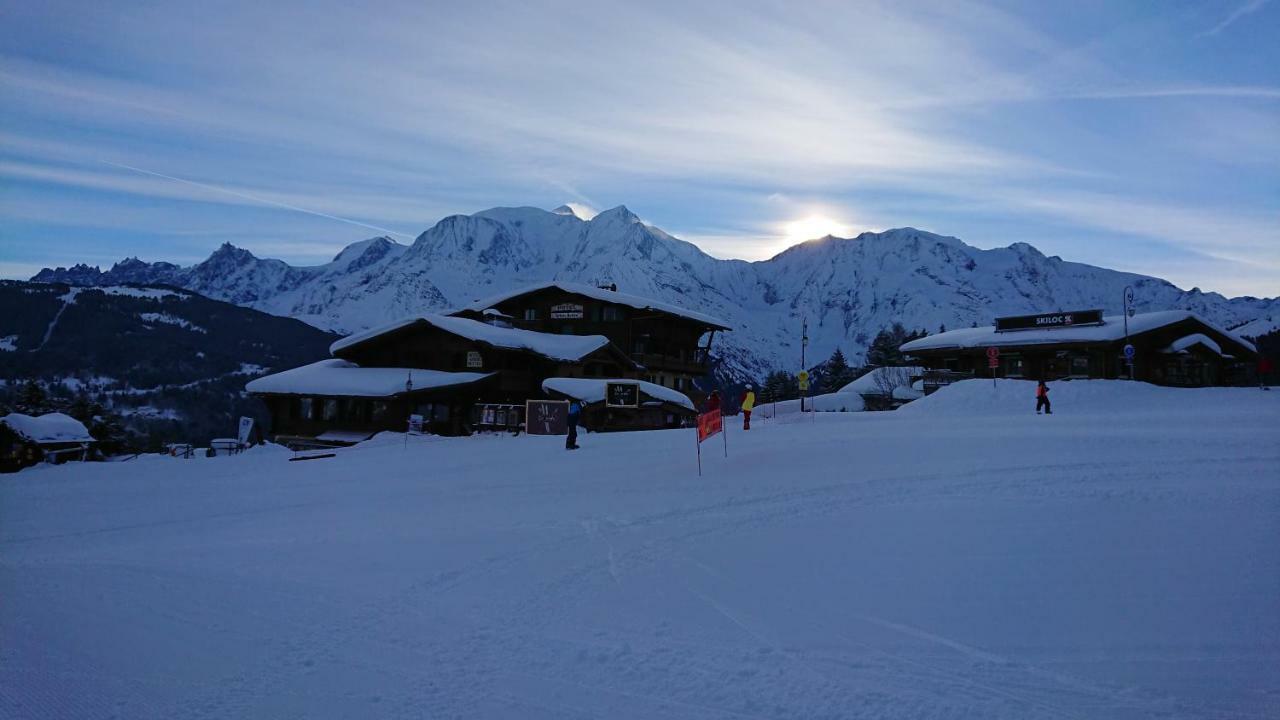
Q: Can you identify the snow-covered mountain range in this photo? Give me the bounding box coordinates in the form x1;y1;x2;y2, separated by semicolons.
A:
33;204;1279;380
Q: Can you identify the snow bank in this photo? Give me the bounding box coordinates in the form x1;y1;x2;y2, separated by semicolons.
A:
898;378;1278;417
330;314;614;362
541;377;694;410
0;412;94;444
755;391;865;418
246;359;493;397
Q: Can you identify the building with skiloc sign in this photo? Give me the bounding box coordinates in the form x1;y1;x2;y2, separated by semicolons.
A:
900;310;1257;386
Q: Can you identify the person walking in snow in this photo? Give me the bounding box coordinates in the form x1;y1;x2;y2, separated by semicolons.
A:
566;399;582;450
704;390;721;414
740;385;756;430
1035;380;1052;415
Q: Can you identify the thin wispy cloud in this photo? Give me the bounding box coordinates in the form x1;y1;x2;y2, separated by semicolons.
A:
1201;0;1272;36
0;0;1277;296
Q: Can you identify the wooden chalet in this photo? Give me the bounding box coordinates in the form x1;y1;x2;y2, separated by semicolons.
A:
453;281;731;402
248;313;654;445
901;310;1258;386
1;412;95;472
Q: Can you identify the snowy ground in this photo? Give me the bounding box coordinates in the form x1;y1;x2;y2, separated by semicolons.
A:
2;380;1278;719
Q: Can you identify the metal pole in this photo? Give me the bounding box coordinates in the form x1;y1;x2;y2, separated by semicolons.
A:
800;318;808;412
1123;286;1134;381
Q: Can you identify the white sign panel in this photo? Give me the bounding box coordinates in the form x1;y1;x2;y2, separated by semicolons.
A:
237;416;255;446
551;303;584;319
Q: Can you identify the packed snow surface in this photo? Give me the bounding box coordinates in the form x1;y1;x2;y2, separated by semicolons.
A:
901;310;1255;353
755;390;866;418
541;377;695;410
0;412;94;444
246;359;493;397
3;381;1279;719
330;314;614;361
838;366;924;395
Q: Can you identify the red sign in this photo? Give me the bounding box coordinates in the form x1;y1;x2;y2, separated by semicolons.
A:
697;409;723;443
987;346;1000;368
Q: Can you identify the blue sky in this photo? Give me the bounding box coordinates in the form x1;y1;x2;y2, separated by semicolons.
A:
1;0;1277;296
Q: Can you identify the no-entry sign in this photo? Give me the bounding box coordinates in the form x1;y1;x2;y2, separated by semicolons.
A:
987;346;1000;368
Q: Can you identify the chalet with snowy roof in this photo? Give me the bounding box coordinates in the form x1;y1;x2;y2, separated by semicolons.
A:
1;412;95;472
247;302;708;444
901;309;1257;386
452;281;731;399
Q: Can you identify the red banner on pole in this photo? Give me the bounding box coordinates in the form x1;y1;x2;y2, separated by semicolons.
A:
697;409;723;443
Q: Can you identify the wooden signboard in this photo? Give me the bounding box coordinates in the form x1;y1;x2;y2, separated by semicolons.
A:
606;382;640;408
551;303;584;319
526;400;569;435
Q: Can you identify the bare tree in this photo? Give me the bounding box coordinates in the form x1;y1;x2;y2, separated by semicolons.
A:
871;366;914;397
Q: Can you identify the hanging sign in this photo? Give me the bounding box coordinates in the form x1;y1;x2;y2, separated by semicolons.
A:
466;351;483;368
551;303;584;319
606;382;640;408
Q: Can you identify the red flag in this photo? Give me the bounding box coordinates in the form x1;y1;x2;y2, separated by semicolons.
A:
697;409;723;443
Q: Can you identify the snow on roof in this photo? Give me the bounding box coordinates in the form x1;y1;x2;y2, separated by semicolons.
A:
330;314;616;361
541;377;695;411
246;359;493;397
901;311;1256;354
1;412;94;444
462;281;732;330
1162;333;1223;356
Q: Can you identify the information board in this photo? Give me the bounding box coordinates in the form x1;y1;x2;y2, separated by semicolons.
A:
606;382;640;408
551;303;584;319
526;400;569;435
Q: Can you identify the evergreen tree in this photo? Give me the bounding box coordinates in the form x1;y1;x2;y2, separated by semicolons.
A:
15;380;49;414
820;347;856;392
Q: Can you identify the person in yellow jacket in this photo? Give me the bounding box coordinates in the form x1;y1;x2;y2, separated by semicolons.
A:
740;384;756;430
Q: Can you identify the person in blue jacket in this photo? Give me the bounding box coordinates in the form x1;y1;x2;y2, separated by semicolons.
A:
566;399;582;450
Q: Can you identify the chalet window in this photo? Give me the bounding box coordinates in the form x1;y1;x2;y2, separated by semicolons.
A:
523;308;538;321
590;305;601;322
1070;355;1089;377
602;306;623;322
300;398;315;420
1004;355;1025;378
634;338;648;354
372;401;389;422
323;399;339;421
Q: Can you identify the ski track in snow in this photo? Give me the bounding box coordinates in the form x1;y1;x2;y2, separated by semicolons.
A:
2;382;1279;719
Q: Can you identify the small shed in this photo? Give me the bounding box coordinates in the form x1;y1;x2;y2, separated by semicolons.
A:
1;412;95;472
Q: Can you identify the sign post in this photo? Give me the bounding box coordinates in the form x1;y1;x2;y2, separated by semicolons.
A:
525;400;569;436
987;346;1000;388
1123;343;1136;381
695;408;725;476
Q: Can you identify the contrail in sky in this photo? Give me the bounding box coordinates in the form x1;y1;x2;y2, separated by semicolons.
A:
100;160;415;239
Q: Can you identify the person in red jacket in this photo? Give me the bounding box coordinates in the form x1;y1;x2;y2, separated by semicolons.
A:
1035;380;1052;415
704;390;721;414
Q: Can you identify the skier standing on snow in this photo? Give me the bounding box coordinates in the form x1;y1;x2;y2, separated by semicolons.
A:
566;399;582;450
1035;380;1052;415
740;385;756;430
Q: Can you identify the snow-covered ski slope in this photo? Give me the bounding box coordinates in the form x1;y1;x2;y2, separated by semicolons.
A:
3;381;1278;719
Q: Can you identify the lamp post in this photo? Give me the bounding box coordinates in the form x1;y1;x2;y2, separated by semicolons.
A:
800;318;808;412
1123;286;1135;380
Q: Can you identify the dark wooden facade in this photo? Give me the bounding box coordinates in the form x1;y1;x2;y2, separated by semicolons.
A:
332;320;638;402
906;316;1257;387
0;425;91;473
453;285;728;402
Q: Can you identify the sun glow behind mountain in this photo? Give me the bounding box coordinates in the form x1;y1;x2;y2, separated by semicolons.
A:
782;215;855;244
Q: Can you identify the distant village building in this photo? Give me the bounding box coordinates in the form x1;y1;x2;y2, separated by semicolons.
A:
901;310;1257;386
1;412;95;472
247;283;728;445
